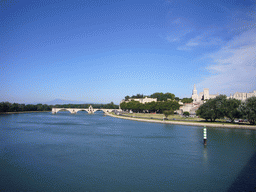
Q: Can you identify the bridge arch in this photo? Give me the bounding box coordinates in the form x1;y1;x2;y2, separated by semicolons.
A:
55;108;72;114
76;109;89;113
93;109;114;113
94;109;105;112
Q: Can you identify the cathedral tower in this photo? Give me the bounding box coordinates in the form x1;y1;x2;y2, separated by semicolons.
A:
192;84;199;103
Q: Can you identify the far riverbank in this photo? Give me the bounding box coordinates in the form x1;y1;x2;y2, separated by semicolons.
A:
107;113;256;130
0;111;51;115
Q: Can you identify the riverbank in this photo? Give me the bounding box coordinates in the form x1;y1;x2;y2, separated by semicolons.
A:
0;111;51;115
107;113;256;130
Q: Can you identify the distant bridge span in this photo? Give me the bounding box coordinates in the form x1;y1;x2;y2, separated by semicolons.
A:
52;105;121;114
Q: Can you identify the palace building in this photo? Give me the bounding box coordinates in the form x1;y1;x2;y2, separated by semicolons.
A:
179;85;256;115
192;84;218;104
228;91;256;101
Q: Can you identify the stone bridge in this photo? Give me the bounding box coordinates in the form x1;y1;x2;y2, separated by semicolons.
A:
52;105;121;114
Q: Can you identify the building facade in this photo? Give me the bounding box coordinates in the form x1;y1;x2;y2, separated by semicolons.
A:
120;97;157;104
192;84;218;103
228;91;256;101
179;85;219;115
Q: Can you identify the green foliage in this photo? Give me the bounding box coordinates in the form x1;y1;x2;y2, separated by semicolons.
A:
196;95;227;122
125;95;130;101
240;97;256;125
150;92;175;101
0;101;119;113
120;100;180;113
196;95;253;123
0;102;11;112
183;111;190;117
224;98;242;122
131;94;144;98
0;102;52;112
181;98;193;103
123;92;176;102
163;110;174;119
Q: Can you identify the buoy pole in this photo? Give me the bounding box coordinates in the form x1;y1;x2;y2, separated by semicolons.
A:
203;126;207;145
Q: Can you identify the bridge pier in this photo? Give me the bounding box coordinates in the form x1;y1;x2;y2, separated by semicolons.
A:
52;108;57;114
71;110;77;114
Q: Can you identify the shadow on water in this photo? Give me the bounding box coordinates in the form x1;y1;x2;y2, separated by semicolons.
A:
228;150;256;192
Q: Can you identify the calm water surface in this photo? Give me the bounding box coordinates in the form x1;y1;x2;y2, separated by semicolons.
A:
1;111;256;191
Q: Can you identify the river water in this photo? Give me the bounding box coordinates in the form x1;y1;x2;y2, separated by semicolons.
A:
1;111;256;191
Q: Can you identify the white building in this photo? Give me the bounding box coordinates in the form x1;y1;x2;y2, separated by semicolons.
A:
192;84;218;103
179;84;219;115
120;97;157;104
228;91;256;101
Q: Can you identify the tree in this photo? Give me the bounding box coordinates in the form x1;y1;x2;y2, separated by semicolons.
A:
163;110;173;119
0;102;11;112
181;98;193;103
224;98;242;122
150;92;175;101
240;97;256;125
196;101;214;121
131;94;144;98
183;111;189;117
196;95;227;122
120;102;127;110
10;103;20;112
36;104;44;111
125;95;130;101
120;99;180;114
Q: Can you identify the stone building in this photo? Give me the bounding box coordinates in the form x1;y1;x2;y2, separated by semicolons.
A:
228;90;256;101
179;85;219;115
192;85;218;103
120;97;157;104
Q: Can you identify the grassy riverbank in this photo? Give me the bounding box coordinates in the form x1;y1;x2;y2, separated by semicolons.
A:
123;113;204;121
108;112;256;129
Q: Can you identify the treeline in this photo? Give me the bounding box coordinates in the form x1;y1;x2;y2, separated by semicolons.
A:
124;92;193;103
0;102;119;113
120;100;180;113
196;95;256;125
54;102;119;109
125;92;177;101
0;102;52;112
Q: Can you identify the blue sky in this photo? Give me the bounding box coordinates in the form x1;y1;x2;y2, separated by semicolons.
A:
1;0;255;104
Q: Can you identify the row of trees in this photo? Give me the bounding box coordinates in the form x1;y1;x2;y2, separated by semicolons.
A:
124;92;178;101
196;95;256;124
0;102;119;113
181;98;193;103
120;100;180;113
0;102;52;112
124;93;193;103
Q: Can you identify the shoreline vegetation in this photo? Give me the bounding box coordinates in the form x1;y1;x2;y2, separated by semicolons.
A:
0;102;119;114
107;113;256;130
0;111;51;115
